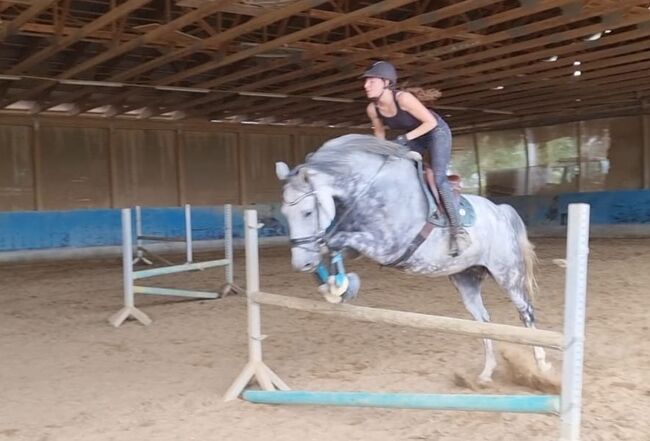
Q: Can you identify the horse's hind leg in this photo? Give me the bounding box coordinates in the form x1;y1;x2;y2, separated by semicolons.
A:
449;266;496;383
490;271;552;373
518;302;552;372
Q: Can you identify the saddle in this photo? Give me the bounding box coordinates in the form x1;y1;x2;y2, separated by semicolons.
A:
406;151;475;228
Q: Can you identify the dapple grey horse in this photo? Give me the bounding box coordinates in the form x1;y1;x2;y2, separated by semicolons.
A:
275;134;550;383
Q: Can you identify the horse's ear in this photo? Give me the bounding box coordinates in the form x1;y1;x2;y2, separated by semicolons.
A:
275;162;290;181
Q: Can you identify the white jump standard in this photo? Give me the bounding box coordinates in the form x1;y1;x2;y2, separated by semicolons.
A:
225;205;590;441
109;204;241;327
132;204;196;266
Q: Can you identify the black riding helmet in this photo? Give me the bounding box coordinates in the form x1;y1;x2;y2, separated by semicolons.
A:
361;61;397;86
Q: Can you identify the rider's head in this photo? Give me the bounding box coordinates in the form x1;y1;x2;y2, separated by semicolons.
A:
362;61;397;101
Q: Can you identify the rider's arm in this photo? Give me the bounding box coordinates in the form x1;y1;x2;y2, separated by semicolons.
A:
396;92;438;140
366;103;386;140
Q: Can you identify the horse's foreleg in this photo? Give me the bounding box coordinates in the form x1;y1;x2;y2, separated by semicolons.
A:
450;267;496;383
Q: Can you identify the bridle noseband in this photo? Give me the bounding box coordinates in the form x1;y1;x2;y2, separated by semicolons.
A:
285;186;328;251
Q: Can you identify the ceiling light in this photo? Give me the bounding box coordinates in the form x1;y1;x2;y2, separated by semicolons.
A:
238;91;287;98
59;79;124;87
573;61;581;66
311;96;355;103
604;29;612;34
543;55;559;62
573;70;582;77
0;75;22;81
491;85;504;90
584;32;602;41
155;85;211;93
481;109;514;115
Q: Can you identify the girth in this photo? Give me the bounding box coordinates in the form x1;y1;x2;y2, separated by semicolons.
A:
384;221;435;268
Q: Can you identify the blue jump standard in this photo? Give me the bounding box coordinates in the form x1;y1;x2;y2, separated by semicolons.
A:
242;390;560;414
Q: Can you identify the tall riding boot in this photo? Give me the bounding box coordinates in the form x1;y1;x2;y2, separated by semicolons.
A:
439;184;471;257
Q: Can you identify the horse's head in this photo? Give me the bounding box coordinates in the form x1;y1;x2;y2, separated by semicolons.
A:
276;162;338;272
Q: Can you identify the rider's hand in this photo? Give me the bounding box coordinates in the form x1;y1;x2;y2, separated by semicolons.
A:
391;135;409;146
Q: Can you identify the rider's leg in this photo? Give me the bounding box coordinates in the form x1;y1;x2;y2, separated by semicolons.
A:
427;124;471;256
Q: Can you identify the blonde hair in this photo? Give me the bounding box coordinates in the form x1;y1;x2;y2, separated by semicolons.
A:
404;86;442;103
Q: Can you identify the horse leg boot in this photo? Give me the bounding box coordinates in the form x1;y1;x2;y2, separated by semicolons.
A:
438;179;471;257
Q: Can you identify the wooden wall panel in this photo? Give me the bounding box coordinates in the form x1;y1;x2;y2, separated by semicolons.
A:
182;131;240;205
600;116;643;190
295;134;330;166
112;129;178;207
0;125;34;211
38;126;110;209
240;133;293;203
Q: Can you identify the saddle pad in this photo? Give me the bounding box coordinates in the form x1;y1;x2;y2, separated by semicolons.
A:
428;196;476;228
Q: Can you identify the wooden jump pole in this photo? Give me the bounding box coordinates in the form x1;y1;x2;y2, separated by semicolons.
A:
225;205;590;441
250;291;563;349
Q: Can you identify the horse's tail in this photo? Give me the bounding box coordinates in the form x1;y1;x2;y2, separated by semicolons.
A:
500;204;538;302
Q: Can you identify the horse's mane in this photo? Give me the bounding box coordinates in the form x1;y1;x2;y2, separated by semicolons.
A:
303;134;412;176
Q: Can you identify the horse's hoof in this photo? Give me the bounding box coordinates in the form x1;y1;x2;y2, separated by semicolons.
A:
323;292;344;304
477;375;493;386
340;273;361;303
327;275;349;297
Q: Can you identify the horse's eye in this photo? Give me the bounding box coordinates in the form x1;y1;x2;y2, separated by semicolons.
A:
304;211;313;218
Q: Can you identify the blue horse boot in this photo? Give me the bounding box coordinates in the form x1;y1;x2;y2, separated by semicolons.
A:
322;253;361;304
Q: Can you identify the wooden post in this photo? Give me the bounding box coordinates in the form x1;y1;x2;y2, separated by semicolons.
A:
107;124;117;208
236;131;247;205
31;118;43;210
176;128;186;205
642;112;650;189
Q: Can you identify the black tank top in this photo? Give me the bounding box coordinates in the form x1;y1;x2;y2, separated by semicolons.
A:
375;91;444;132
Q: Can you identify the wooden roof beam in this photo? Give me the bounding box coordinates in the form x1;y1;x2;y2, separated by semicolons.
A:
438;39;650;103
8;0;154;74
197;0;496;90
220;3;650;119
176;0;575;115
479;69;650;113
274;0;648;97
156;0;419;86
59;0;236;80
109;0;330;82
0;0;55;41
220;0;595;100
441;53;650;107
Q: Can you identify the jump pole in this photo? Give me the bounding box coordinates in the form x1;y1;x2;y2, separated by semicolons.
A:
225;205;590;439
